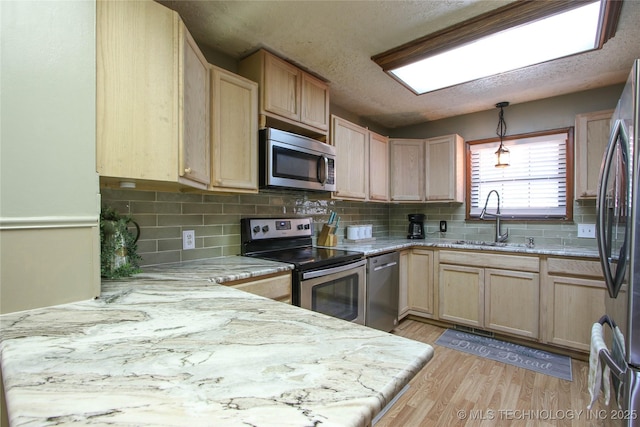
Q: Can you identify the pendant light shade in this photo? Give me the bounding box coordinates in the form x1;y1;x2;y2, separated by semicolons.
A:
495;101;510;168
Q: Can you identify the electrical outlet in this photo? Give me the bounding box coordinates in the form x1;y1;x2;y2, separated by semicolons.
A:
439;221;447;233
577;223;596;238
183;230;195;250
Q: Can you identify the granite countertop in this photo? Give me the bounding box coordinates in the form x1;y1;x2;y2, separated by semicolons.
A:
323;237;600;259
137;255;295;283
0;260;434;427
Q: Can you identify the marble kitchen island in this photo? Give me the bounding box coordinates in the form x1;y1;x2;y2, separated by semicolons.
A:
0;273;434;426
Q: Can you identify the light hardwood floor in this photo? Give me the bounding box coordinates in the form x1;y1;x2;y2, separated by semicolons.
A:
376;319;617;427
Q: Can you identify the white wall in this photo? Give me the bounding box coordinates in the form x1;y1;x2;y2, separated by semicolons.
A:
394;84;624;141
0;0;100;313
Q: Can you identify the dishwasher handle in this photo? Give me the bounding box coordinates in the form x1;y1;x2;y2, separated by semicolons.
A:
373;261;397;272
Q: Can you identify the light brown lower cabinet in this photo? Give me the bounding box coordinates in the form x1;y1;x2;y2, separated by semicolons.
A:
398;250;410;318
223;272;292;303
400;248;607;353
437;250;540;339
399;249;435;319
438;264;484;327
542;257;612;352
485;268;539;339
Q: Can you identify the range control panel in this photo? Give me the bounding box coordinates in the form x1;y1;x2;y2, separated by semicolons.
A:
243;217;313;240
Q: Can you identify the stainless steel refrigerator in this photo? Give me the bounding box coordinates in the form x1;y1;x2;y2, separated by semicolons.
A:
597;58;640;419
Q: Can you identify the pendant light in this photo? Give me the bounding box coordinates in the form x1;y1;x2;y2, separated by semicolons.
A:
495;101;510;168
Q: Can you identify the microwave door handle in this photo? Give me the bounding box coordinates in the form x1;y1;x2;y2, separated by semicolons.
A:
317;156;328;185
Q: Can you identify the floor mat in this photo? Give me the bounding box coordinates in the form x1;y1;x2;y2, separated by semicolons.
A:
435;329;572;381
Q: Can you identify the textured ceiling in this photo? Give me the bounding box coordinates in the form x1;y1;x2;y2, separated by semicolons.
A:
157;0;640;129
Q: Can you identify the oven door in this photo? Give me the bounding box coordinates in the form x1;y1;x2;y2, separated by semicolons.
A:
299;259;366;325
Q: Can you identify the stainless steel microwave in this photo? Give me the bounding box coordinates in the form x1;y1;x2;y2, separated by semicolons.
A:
259;128;336;192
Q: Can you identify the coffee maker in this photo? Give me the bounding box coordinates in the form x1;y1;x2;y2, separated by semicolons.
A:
407;214;425;239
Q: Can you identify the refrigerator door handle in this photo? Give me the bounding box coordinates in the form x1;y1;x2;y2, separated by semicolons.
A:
598;314;618;329
599;348;627;381
598;315;627;381
596;118;629;298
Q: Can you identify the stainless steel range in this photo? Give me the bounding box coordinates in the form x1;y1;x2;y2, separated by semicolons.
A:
241;217;366;324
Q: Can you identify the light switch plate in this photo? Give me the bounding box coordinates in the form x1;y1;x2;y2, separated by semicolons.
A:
577;223;596;238
183;230;196;249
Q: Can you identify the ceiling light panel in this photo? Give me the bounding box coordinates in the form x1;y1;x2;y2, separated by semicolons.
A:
374;0;621;95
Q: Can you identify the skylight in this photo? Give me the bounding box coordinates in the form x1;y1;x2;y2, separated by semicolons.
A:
372;0;620;95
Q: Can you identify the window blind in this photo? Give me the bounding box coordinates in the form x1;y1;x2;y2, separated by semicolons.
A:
469;132;569;218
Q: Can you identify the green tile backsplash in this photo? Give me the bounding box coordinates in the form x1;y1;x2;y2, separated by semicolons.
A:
101;188;597;266
100;188;390;266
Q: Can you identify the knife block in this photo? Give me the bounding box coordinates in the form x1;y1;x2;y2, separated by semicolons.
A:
317;224;337;247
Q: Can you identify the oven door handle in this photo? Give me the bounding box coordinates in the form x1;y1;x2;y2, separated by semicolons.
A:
302;259;366;280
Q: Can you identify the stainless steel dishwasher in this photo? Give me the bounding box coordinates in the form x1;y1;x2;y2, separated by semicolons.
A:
366;251;399;332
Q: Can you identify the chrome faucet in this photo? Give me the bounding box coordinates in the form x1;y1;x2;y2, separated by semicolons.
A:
479;190;509;243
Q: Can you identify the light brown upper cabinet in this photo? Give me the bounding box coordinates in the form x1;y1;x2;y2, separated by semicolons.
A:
331;116;369;200
239;49;330;137
389;139;424;201
209;66;259;193
424;134;464;202
575;109;614;199
389;135;464;203
97;0;210;190
330;116;389;202
369;131;390;202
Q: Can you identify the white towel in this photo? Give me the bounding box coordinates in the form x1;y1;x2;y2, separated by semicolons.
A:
587;322;611;409
612;326;626;408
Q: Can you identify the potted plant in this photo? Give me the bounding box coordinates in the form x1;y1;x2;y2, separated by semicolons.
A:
100;206;141;278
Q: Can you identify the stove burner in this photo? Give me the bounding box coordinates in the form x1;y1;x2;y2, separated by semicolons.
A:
241;217;364;271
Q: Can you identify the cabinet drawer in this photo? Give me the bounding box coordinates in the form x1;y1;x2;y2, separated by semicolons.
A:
439;251;539;272
225;272;292;303
546;257;603;278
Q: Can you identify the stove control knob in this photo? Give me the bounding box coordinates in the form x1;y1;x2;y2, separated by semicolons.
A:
252;226;260;233
261;225;269;233
297;224;304;230
304;224;310;229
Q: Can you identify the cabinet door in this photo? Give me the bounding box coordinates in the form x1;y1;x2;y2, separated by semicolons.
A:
262;53;300;122
301;73;329;131
389;139;424;201
179;24;210;187
408;249;434;316
398;250;410;319
439;264;484;327
369;131;390;202
331;116;368;200
425;134;463;202
210;66;258;192
546;275;607;351
485;268;539;338
225;273;292;303
575;109;614;199
97;0;179;182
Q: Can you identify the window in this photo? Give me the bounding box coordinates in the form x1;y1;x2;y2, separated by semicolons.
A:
466;128;574;221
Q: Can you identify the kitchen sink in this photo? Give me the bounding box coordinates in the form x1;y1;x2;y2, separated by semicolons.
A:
451;240;529;248
452;240;508;247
